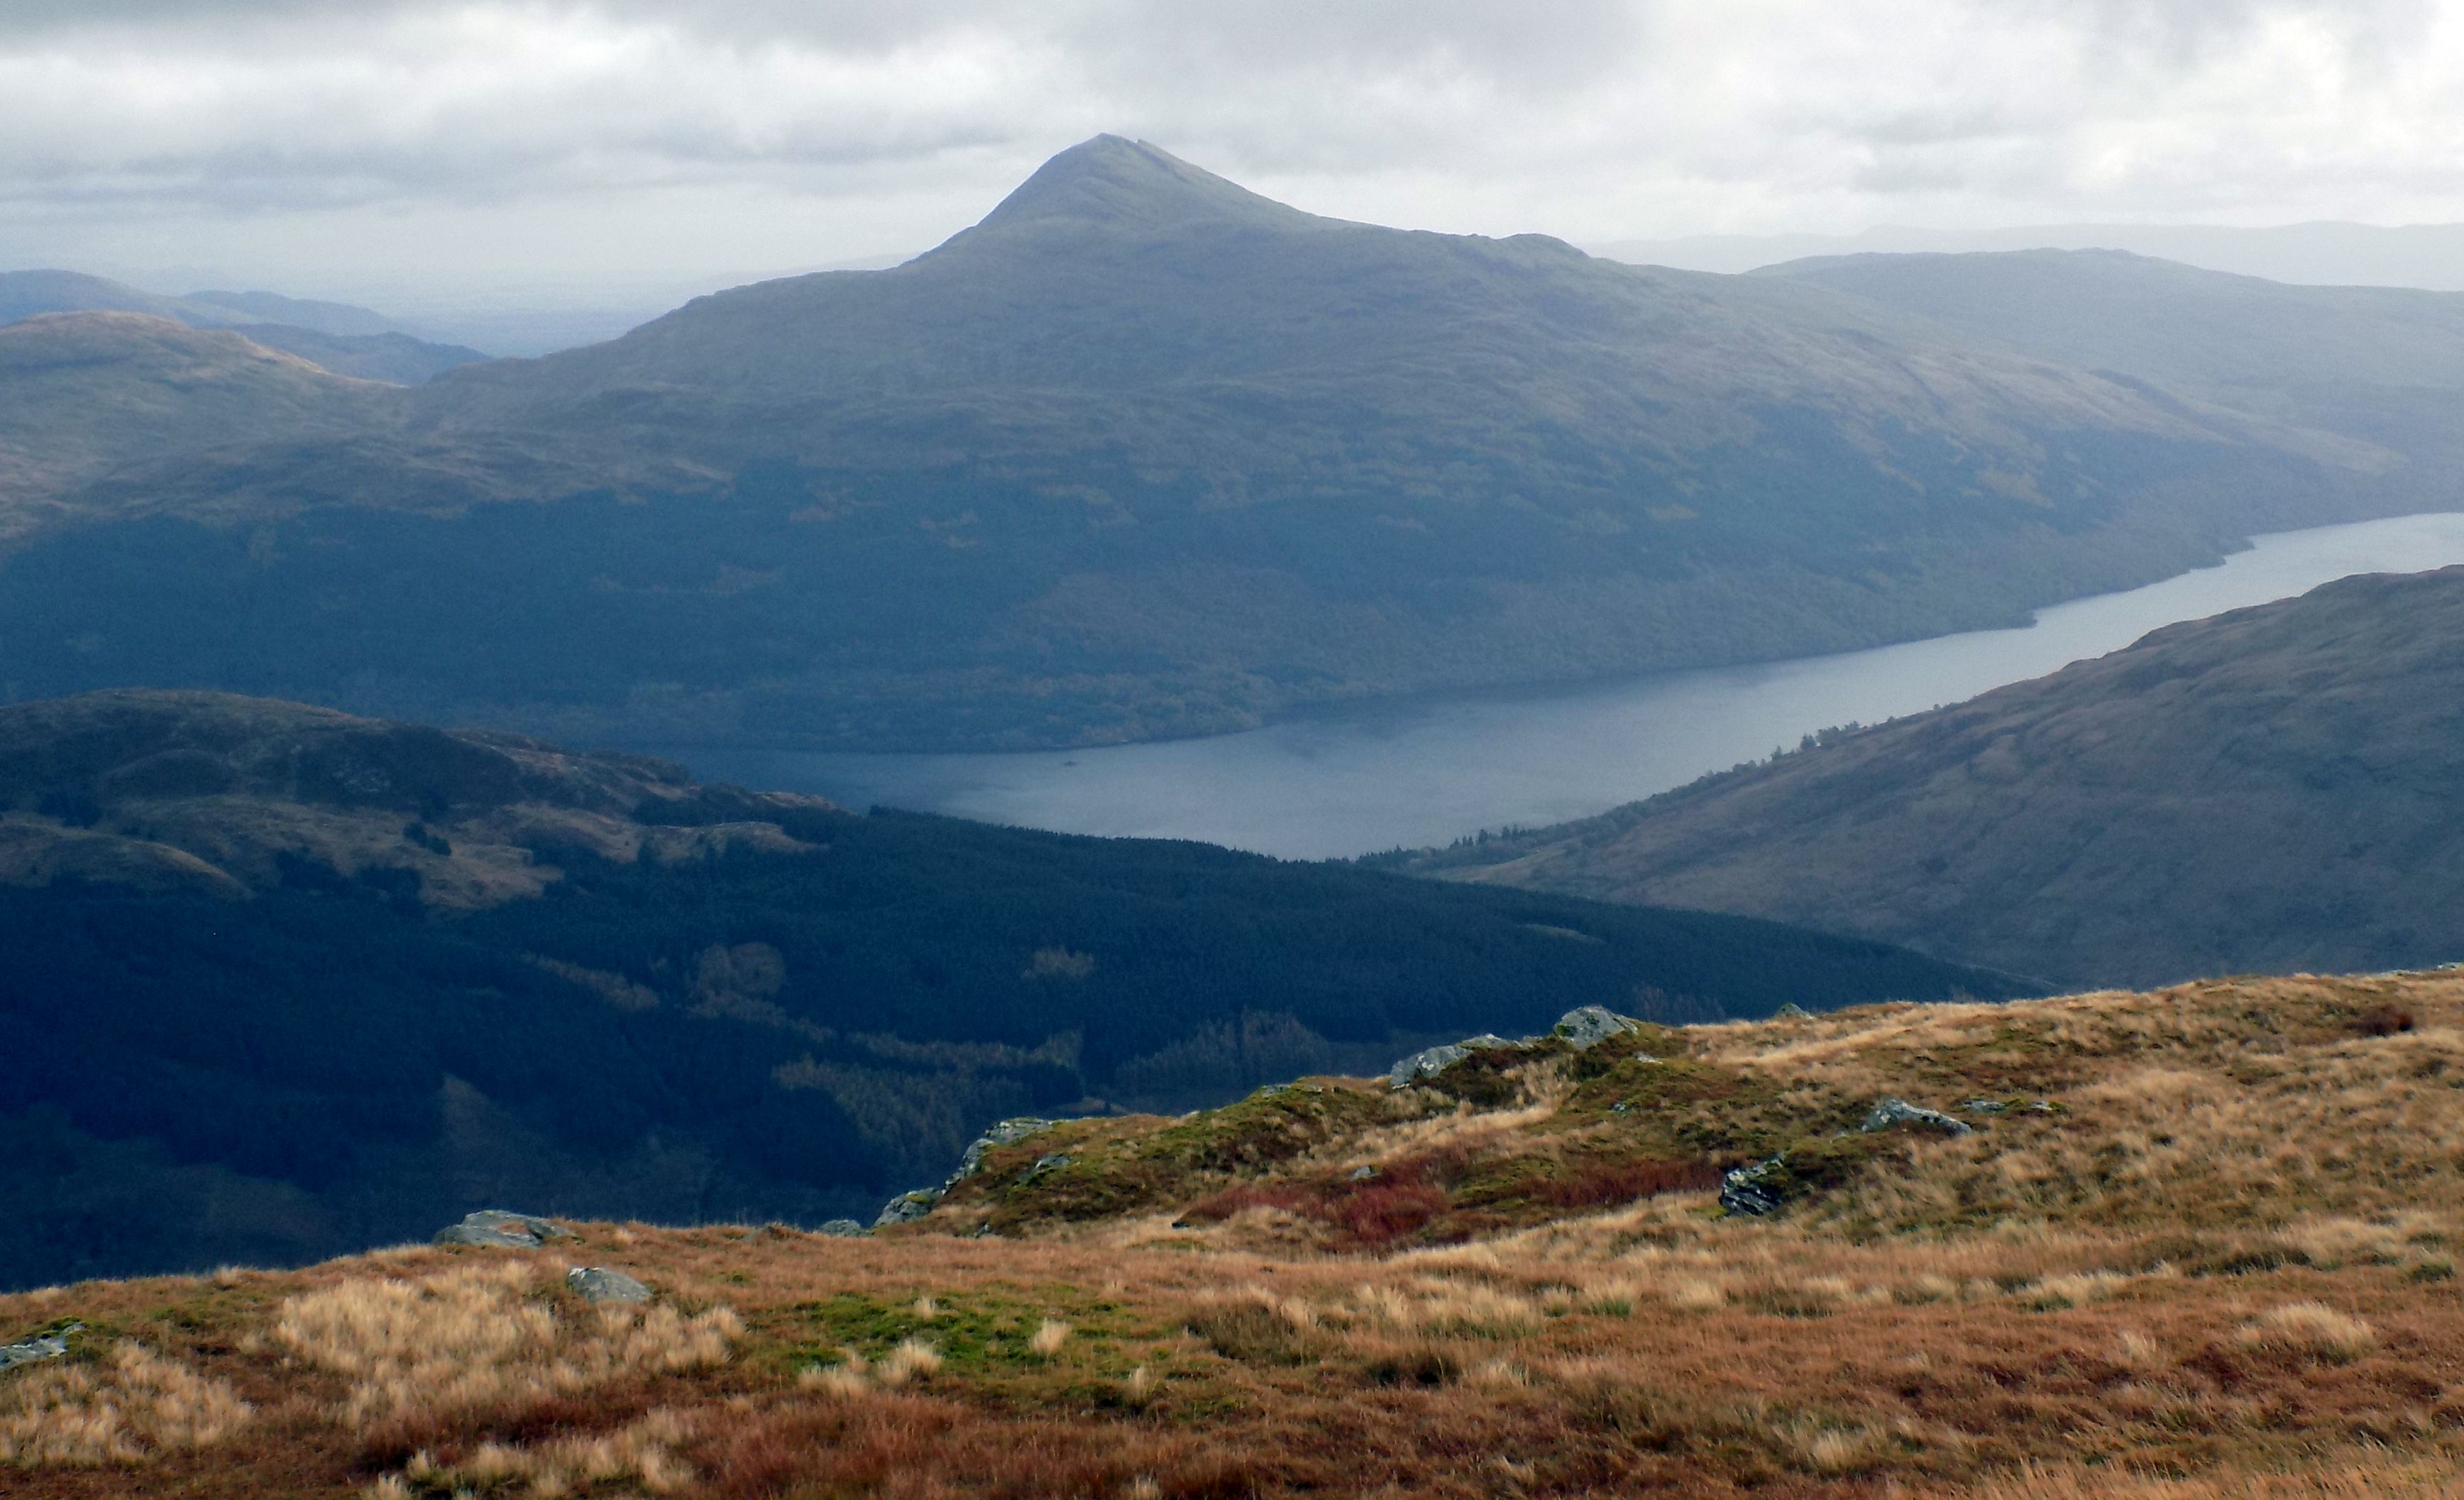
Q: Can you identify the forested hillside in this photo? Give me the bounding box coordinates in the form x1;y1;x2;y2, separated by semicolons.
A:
0;690;2021;1288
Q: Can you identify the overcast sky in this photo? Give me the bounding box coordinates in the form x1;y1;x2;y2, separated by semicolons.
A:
1;0;2458;303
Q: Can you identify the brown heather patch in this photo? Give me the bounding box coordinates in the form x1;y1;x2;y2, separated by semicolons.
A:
5;971;2464;1495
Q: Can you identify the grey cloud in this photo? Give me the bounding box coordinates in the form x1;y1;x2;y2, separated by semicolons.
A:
0;0;2455;291
0;0;412;34
2000;0;2437;65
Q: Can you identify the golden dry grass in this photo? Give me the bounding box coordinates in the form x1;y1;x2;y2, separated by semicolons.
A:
0;1342;250;1466
1963;1459;2464;1498
270;1259;739;1429
1027;1318;1072;1356
370;1408;698;1498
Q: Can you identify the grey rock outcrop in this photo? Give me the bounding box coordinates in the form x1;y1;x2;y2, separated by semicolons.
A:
1387;1006;1649;1089
876;1189;941;1226
817;1218;867;1237
0;1323;80;1374
435;1209;574;1247
1386;1035;1512;1088
1861;1098;1974;1136
566;1267;651;1305
876;1116;1061;1225
1551;1005;1644;1050
1720;1159;1788;1217
955;1118;1056;1179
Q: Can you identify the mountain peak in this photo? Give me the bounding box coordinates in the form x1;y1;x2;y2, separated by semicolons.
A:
970;134;1316;237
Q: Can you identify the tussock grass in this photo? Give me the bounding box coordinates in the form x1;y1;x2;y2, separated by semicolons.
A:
374;1408;698;1498
876;1337;943;1387
2235;1302;2377;1364
0;1342;250;1465
273;1259;739;1429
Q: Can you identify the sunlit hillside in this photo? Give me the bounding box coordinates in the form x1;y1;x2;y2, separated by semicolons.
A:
8;969;2462;1496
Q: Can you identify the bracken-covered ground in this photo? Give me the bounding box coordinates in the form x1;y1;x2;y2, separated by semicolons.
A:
6;969;2464;1497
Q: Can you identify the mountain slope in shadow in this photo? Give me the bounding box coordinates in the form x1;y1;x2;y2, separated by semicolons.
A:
0;138;2440;750
1414;566;2464;988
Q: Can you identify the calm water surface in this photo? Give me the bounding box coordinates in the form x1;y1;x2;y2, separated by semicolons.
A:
675;513;2464;859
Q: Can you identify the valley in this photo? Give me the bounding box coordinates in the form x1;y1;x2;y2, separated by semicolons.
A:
673;510;2464;859
6;140;2461;1307
14;7;2464;1495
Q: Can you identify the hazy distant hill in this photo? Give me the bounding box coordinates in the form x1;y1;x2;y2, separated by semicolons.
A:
0;269;485;384
230;325;488;385
0;269;223;327
0;312;400;545
0;688;2018;1284
1408;567;2464;988
1756;249;2464;470
1597;220;2464;289
0;140;2444;751
182;287;407;337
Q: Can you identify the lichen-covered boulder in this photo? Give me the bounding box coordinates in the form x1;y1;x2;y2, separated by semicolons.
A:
566;1267;651;1305
952;1118;1056;1181
1861;1098;1974;1136
1719;1158;1788;1216
0;1323;80;1375
434;1209;573;1247
1551;1005;1643;1050
1387;1007;1649;1090
877;1116;1064;1226
876;1188;942;1226
1386;1034;1514;1088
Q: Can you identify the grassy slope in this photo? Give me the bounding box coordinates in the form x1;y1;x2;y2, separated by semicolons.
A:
8;969;2463;1497
1402;566;2464;991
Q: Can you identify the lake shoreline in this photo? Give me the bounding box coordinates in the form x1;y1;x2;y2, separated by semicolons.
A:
661;511;2464;861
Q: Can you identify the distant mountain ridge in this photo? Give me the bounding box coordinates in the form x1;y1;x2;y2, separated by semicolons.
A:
0;137;2452;751
1754;248;2464;476
1409;566;2464;988
181;287;408;338
0;268;486;385
1595;220;2464;289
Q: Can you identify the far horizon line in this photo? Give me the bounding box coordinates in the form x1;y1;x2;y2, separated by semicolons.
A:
20;214;2463;299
